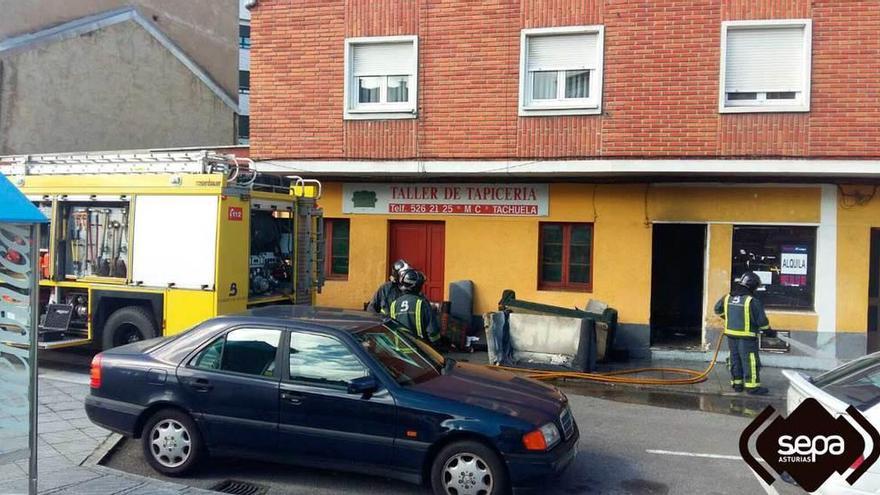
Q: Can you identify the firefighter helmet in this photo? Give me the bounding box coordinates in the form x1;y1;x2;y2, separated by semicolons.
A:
399;269;425;294
739;271;762;292
391;259;411;282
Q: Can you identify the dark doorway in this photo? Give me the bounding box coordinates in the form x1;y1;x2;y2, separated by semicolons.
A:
651;224;707;348
388;221;446;302
868;229;880;353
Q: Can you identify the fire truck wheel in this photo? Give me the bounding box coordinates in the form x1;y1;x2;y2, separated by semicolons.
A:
102;306;157;349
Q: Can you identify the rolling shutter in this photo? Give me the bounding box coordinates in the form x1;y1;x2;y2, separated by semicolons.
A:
527;33;598;72
352;42;414;76
725;25;806;93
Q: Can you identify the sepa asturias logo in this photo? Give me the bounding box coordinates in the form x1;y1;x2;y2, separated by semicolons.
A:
740;398;880;492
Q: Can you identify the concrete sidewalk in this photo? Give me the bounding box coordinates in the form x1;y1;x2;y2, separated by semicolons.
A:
0;370;213;495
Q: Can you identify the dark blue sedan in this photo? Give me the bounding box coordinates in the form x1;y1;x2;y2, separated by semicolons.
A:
85;306;578;495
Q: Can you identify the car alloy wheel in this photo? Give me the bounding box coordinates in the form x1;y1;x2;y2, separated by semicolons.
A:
442;452;494;495
149;419;192;468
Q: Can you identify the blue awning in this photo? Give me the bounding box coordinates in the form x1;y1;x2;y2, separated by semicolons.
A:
0;173;47;223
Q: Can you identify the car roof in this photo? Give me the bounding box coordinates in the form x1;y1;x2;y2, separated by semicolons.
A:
220;305;387;333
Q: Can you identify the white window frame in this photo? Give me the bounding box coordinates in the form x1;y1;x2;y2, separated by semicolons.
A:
719;19;812;114
519;25;605;117
343;35;418;120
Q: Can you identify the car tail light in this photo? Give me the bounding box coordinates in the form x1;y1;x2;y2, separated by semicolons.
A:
90;354;103;389
522;430;548;451
851;455;865;471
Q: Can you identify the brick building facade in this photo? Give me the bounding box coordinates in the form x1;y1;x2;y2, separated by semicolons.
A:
248;0;880;368
250;0;879;160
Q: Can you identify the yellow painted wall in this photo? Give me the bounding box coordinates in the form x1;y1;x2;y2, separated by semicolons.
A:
836;185;880;333
649;186;821;223
317;182;836;336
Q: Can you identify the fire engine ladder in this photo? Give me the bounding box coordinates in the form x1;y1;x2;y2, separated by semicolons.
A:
0;150;258;186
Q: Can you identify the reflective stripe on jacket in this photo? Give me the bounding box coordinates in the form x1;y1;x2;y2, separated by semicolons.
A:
714;293;770;338
390;294;440;343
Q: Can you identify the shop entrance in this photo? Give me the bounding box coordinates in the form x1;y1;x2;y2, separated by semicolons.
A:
650;224;707;348
867;229;880;352
388;221;445;302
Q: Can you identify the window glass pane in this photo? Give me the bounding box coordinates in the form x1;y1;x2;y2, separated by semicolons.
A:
358;76;381;103
331;237;348;257
571;225;591;244
532;71;558;100
727;92;758;100
239;25;251;48
569;247;589;265
193;337;224;370
541;263;563;283
569;264;590;284
387;75;409;103
541;224;563;243
238;115;249;139
239;70;250;91
540;224;564;283
290;333;368;387
565;70;590;99
220;328;280;377
326;219;349;277
331;257;349;275
331;219;349;241
542;244;562;263
570;225;591;265
766;91;796;100
731;226;816;309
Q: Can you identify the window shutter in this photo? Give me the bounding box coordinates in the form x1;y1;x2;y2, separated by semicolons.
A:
352;42;414;76
527;33;598;72
725;26;805;93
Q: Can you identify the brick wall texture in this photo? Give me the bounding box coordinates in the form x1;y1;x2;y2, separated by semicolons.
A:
249;0;880;160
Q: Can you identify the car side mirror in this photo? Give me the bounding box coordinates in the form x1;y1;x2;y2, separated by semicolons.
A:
348;375;378;396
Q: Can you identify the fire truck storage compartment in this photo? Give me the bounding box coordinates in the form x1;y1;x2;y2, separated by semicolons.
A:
131;196;218;290
38;286;88;341
58;200;130;280
249;202;294;299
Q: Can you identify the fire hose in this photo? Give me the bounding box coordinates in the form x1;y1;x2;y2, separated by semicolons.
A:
492;332;726;385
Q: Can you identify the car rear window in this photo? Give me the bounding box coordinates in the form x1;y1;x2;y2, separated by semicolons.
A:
817;360;880;411
813;354;880;388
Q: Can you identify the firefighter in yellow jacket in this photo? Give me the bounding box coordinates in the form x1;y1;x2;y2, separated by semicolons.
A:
714;271;775;396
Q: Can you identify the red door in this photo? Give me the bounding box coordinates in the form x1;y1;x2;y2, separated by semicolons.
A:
389;221;445;302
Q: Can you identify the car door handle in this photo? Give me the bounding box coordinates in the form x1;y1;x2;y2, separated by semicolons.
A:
280;390;303;405
188;377;213;392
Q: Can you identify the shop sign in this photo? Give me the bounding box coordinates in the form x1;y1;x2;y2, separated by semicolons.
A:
342;183;549;217
780;245;808;286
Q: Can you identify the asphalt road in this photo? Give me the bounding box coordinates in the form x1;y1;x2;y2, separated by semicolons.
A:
36;348;804;494
101;391;804;495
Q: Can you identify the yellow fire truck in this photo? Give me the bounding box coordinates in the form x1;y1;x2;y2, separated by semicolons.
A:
0;151;324;349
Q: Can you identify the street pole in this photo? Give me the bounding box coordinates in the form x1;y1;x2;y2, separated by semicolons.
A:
28;227;39;495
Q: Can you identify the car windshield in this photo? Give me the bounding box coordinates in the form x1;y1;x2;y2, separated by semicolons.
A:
354;323;445;386
815;359;880;411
